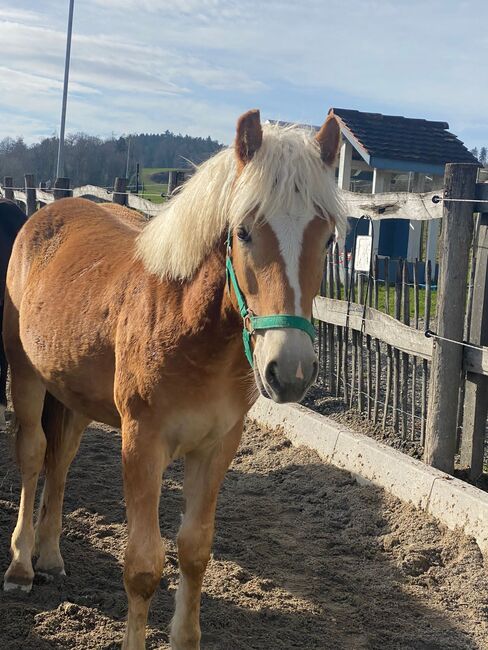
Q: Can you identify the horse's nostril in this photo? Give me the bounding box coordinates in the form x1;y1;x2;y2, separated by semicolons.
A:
265;361;280;389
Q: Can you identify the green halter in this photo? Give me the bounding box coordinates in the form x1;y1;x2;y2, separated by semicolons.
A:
225;230;316;367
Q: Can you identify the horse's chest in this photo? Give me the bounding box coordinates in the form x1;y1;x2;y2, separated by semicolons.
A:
162;395;245;458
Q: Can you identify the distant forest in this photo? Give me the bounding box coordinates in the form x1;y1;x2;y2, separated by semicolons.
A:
2;132;484;191
0;131;223;189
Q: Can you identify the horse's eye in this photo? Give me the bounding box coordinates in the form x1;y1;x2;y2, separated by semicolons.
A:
237;226;251;243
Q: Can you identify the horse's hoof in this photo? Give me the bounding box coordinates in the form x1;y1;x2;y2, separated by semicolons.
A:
3;576;33;593
34;566;66;584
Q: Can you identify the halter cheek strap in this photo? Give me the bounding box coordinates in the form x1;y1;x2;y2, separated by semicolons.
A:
225;230;316;367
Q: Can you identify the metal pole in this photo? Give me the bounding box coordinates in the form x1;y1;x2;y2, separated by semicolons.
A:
125;137;131;179
56;0;75;179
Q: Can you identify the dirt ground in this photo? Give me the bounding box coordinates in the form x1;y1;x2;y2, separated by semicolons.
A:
1;419;488;649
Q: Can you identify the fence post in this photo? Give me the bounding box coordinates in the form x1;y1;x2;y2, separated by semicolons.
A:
25;174;37;216
424;163;478;473
459;209;488;479
54;177;71;200
3;176;14;201
113;177;128;206
168;170;186;196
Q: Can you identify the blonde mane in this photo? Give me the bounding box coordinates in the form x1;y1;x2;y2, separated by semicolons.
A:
136;123;346;280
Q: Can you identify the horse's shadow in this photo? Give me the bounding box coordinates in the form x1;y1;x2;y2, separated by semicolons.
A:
0;424;482;649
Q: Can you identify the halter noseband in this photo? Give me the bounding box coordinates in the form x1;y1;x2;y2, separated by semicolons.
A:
225;229;316;367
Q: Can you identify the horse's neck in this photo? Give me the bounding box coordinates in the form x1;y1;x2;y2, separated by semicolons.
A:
169;242;241;342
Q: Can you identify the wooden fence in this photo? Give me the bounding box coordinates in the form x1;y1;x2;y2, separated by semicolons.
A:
1;166;488;481
315;253;434;444
0;175;165;218
316;163;488;480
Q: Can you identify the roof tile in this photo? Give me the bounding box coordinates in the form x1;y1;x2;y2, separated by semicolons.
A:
331;108;478;166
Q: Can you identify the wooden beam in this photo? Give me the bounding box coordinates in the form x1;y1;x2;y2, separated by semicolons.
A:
406;173;425;260
342;188;443;221
464;346;488;377
73;184;112;200
338;140;352;191
370;170;390;254
313;296;433;360
424;163;479;474
426;219;441;268
127;193;160;216
460;212;488;478
350;159;371;172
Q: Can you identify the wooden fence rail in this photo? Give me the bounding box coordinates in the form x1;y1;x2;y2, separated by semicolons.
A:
313;297;433;360
3;178;162;217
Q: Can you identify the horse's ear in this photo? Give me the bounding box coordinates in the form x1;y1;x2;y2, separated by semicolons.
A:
235;109;263;165
316;113;341;166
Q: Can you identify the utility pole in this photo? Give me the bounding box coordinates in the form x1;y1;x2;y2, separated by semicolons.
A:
56;0;75;180
125;137;131;180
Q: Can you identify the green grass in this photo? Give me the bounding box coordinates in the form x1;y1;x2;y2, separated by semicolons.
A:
374;285;437;322
136;167;171;204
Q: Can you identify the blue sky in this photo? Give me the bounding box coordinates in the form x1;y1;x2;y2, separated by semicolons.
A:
0;0;486;149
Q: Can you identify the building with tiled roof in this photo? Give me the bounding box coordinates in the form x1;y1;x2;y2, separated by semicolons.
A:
330;108;477;174
271;108;477;277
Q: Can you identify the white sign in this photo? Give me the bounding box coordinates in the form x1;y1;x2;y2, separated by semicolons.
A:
354;235;372;272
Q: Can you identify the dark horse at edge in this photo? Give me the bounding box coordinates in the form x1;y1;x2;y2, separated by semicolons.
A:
0;199;27;426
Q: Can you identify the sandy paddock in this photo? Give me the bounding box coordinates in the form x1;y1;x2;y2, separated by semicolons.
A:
1;420;487;649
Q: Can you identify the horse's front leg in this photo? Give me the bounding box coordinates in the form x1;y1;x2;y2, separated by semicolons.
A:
121;417;170;650
171;418;244;650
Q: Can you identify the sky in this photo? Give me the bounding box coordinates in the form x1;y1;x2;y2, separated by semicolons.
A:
0;0;487;149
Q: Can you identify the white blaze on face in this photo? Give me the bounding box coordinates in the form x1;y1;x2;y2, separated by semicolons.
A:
267;212;314;316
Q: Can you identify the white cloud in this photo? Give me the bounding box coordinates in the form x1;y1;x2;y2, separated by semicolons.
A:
0;0;486;148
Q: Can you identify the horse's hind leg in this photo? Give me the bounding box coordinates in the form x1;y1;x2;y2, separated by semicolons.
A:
171;418;243;650
3;365;46;592
34;395;89;578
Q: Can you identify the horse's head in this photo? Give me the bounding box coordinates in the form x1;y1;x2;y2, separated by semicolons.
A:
228;109;342;403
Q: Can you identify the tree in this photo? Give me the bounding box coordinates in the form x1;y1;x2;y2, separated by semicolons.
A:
0;131;222;188
479;147;487;167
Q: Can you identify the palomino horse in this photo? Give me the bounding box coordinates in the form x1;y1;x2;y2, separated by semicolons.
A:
0;199;27;427
3;110;345;649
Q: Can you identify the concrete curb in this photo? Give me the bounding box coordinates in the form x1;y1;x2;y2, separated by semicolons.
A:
249;397;488;555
